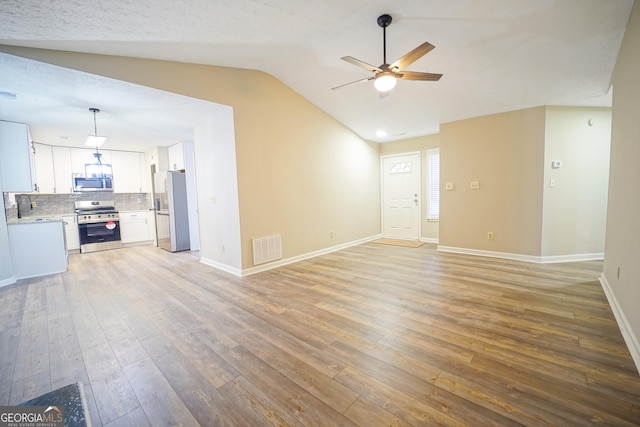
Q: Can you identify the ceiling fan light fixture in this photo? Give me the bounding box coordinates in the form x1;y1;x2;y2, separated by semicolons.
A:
374;73;397;92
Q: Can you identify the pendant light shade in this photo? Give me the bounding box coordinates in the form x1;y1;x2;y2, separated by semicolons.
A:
86;108;108;146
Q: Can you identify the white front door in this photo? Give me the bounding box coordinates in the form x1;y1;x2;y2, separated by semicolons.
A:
382;153;421;240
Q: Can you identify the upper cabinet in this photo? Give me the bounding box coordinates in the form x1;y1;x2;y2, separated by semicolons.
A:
52;146;73;194
33;143;55;193
111;151;147;193
0;121;36;192
168;143;185;170
32;145;148;194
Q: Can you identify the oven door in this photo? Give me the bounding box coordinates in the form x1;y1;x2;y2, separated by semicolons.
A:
78;220;122;253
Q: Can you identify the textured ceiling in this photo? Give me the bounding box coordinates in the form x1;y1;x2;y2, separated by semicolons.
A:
0;0;634;151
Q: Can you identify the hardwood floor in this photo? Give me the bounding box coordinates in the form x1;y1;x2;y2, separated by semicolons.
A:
1;243;639;426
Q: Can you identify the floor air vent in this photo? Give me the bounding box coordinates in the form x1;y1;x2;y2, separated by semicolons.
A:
252;234;282;265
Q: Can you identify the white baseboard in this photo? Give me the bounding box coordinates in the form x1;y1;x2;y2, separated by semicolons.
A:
599;273;640;374
201;234;382;277
421;237;439;244
437;246;603;264
199;257;242;277
437;246;542;263
540;252;604;263
240;234;382;276
0;276;17;288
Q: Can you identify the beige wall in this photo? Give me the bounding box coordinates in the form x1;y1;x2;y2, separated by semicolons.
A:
439;107;546;256
542;106;611;258
0;46;381;271
379;134;440;242
604;2;640;368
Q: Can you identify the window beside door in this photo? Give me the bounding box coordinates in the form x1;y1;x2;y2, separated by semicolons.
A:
426;149;440;220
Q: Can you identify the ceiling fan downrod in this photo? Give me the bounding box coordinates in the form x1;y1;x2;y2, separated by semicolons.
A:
377;14;392;65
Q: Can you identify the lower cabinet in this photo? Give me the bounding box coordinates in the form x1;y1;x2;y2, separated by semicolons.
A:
120;211;155;245
8;221;67;279
62;215;80;252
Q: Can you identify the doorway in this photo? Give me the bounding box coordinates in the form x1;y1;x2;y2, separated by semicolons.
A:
381;152;421;240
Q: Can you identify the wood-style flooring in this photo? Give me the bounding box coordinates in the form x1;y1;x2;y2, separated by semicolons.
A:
1;243;639;426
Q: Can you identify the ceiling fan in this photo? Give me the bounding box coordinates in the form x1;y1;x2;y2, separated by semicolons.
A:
332;14;442;92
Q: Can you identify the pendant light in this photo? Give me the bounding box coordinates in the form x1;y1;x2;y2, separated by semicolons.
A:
85;107;108;147
84;107;112;177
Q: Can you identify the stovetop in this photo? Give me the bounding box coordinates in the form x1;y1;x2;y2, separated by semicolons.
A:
75;200;119;223
74;200;116;213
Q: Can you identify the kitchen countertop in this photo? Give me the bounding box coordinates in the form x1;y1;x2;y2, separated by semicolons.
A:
8;216;66;224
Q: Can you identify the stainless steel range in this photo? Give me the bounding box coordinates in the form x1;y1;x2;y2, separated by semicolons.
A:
75;200;122;253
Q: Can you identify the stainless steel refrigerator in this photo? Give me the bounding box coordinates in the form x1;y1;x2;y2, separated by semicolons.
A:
154;170;190;252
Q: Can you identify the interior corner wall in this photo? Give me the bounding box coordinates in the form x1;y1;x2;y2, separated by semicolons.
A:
379;134;440;242
439;107;546;257
603;1;640;370
194;114;242;272
541;106;611;259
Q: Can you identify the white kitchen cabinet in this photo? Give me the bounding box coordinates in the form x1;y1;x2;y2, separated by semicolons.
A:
34;143;55;193
62;215;80;252
0;121;36;192
8;221;67;279
146;211;156;243
111;151;146;193
168;143;185;170
120;211;154;244
52;146;73;193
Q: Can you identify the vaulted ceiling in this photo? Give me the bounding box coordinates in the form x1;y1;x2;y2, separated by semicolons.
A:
0;0;634;151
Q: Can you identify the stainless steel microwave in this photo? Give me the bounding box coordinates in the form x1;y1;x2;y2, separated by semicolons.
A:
73;176;113;192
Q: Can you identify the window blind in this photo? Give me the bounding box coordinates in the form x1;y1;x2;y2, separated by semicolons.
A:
426;149;440;220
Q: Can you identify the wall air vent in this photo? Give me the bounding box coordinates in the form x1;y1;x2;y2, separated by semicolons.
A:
252;234;282;265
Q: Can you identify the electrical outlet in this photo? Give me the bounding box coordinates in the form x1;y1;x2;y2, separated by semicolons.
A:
487;232;494;240
329;231;334;239
470;181;480;190
221;244;225;253
445;182;455;190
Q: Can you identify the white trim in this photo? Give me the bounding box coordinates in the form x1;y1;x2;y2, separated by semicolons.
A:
421;237;439;244
199;258;243;277
599;273;640;374
0;276;17;288
437;246;603;264
200;234;382;277
540;253;604;263
438;246;541;263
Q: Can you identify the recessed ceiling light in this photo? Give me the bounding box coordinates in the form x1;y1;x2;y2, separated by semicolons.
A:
376;130;388;137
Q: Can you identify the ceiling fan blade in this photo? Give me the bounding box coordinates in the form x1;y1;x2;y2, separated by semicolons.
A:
331;76;375;90
398;71;443;81
341;56;382;73
390;42;435;71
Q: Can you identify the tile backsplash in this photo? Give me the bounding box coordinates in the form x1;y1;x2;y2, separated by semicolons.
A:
4;192;151;221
